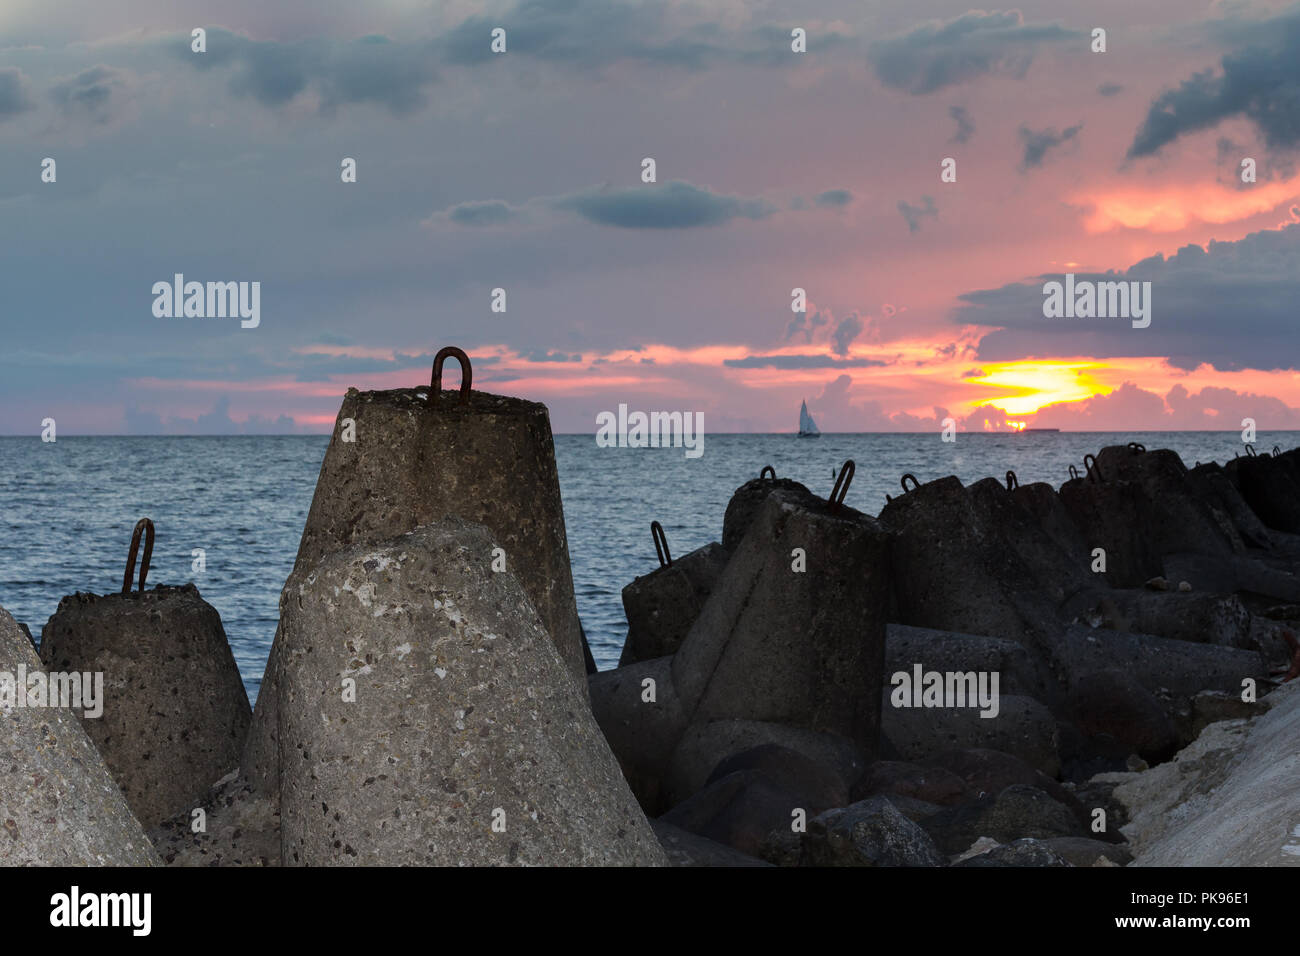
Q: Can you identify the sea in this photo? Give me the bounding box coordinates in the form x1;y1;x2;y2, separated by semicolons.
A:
1;430;1294;703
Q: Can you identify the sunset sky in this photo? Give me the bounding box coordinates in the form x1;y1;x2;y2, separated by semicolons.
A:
3;0;1300;433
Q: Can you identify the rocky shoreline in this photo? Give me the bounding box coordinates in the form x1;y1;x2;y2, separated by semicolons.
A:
3;380;1299;866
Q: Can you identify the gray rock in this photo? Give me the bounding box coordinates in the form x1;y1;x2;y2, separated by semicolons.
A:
658;769;811;857
674;491;891;751
663;718;866;809
921;784;1087;854
1065;669;1179;762
1042;836;1132;867
851;759;971;806
885;622;1058;704
619;542;729;666
0;607;159;865
651;819;770;867
277;519;665;866
921;748;1085;821
39;584;251;829
882;693;1061;777
803;797;947;867
1191;689;1259;737
707;743;849;810
955;837;1072;867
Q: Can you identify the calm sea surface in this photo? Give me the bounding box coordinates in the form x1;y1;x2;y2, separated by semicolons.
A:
1;430;1293;702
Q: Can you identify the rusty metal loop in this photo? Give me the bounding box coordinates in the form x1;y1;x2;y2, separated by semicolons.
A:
1069;464;1080;480
1274;445;1282;457
1005;470;1018;491
431;347;472;408
829;460;856;512
122;518;155;594
900;473;919;494
651;520;672;568
760;465;776;482
1084;453;1100;483
1127;442;1146;452
1244;443;1257;457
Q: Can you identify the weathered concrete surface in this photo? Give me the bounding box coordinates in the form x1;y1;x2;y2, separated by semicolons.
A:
0;607;159;866
148;770;279;867
674;491;890;751
885;623;1058;704
619;542;728;666
658;768;820;857
1226;451;1300;533
651;819;770;867
802;796;947;867
1187;462;1273;549
881;694;1061;776
1102;681;1300;866
920;784;1088;855
40;584;251;829
588;655;689;814
721;476;823;553
1011;481;1091;570
1062;589;1252;648
880;476;1075;656
278;519;665;866
243;382;589;797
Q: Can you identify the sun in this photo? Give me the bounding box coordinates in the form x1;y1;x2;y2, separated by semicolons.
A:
964;361;1110;415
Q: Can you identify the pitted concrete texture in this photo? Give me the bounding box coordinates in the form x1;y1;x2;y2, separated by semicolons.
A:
278;518;666;866
40;584;251;828
0;607;158;866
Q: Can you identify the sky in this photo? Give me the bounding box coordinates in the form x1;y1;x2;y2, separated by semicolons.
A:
3;0;1300;434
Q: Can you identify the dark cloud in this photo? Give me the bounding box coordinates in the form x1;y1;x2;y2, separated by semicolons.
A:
870;10;1080;95
1019;122;1082;169
552;180;775;228
784;309;830;343
1128;9;1300;158
961;367;985;379
0;67;36;119
126;398;300;435
50;66;129;123
182;29;438;115
724;354;885;369
897;195;938;232
831;314;864;356
1097;82;1123;97
448;200;519;226
951;222;1300;371
814;188;853;208
949;105;975;143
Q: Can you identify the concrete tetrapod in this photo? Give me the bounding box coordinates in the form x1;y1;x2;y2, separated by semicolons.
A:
277;518;665;866
0;607;158;865
39;583;251;829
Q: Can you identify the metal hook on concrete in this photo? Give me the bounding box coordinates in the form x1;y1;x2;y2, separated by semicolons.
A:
900;473;919;494
1005;470;1019;491
1069;464;1080;480
1244;443;1257;457
829;460;855;512
760;465;776;481
1127;442;1146;452
651;521;672;568
1273;445;1282;457
122;518;155;594
1084;453;1100;483
431;347;472;408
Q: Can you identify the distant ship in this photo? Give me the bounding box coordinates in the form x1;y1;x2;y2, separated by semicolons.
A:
798;400;820;438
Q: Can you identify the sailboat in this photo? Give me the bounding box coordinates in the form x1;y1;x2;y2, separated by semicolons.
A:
798;399;820;438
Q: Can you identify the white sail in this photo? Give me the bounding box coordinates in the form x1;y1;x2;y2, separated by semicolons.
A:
798;400;820;436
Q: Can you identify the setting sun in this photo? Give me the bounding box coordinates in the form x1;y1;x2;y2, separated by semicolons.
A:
964;361;1110;415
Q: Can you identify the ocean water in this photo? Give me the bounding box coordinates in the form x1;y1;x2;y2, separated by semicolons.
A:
1;430;1294;702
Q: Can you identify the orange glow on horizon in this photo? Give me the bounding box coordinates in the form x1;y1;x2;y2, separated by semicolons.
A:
963;361;1110;415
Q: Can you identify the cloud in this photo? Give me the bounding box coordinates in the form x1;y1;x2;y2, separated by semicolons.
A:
1097;82;1123;97
831;314;864;356
784;309;830;343
870;11;1079;95
814;188;853;208
181;29;438;115
553;180;775;229
50;65;130;123
1027;382;1300;431
1127;8;1300;158
952;221;1300;371
898;195;938;232
520;349;582;362
949;105;975;143
724;354;885;369
447;200;520;227
0;67;36;119
126;397;300;435
1019;122;1082;169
